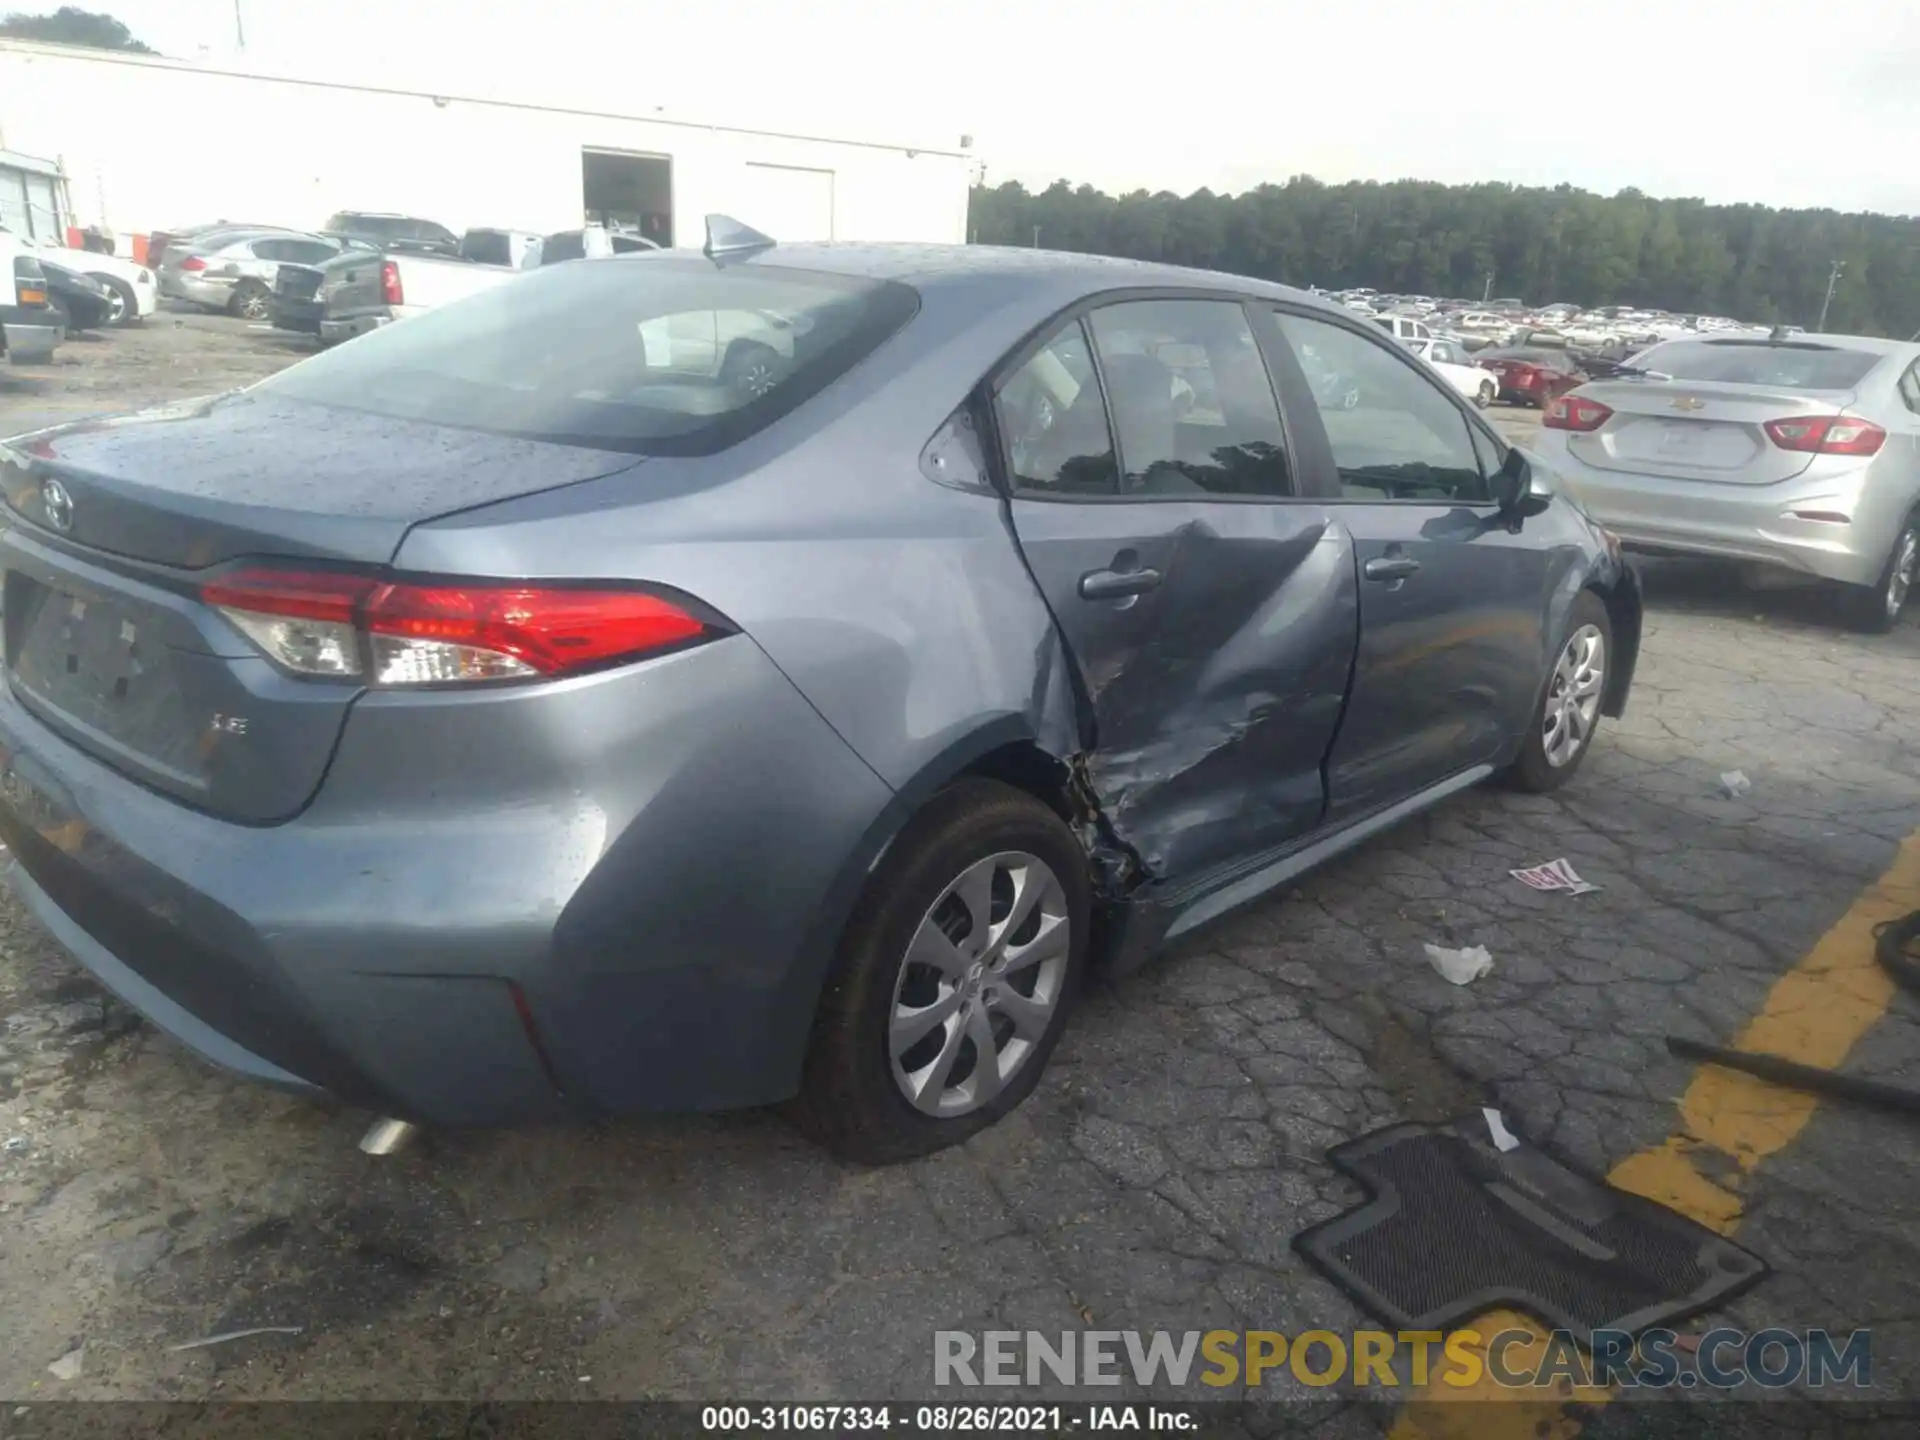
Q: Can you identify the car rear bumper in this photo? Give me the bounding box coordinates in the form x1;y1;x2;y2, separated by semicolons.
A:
319;309;392;343
1537;441;1905;588
0;636;899;1125
3;321;60;364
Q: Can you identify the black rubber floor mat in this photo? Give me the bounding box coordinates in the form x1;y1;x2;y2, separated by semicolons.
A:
1294;1119;1767;1347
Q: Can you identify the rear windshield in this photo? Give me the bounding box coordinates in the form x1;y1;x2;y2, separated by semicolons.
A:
1634;340;1883;389
258;258;920;455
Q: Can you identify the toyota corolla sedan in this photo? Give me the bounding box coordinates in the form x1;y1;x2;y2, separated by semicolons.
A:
0;233;1641;1162
1534;333;1920;632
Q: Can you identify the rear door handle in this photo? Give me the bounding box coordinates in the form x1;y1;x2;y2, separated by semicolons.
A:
1078;567;1163;601
1363;555;1421;582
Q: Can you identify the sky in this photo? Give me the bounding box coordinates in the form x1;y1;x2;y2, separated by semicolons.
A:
86;0;1920;217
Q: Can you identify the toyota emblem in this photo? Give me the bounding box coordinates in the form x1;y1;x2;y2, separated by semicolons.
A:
41;478;73;533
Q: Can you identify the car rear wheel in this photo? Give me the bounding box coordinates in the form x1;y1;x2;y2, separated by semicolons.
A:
1506;591;1611;793
1475;380;1495;408
720;341;785;399
788;779;1090;1164
228;281;270;321
1841;512;1918;634
91;274;139;327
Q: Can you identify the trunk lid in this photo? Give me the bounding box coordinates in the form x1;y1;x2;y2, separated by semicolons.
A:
275;264;324;303
1565;378;1854;485
319;251;387;313
0;396;642;822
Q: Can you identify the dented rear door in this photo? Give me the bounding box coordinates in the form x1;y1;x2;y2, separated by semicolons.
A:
993;299;1359;883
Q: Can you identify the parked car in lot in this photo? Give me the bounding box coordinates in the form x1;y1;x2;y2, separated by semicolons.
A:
1537;333;1920;631
0;240;1641;1161
1478;346;1587;406
1405;336;1498;407
321;211;460;256
1;231;155;326
1374;314;1433;344
39;261;114;334
0;233;58;363
146;220;296;270
160;229;356;319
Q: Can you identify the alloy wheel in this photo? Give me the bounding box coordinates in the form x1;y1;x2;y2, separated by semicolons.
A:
236;289;268;320
1886;527;1917;620
888;850;1071;1119
1542;623;1606;768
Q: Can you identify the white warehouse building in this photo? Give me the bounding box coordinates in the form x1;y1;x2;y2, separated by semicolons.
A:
0;40;976;261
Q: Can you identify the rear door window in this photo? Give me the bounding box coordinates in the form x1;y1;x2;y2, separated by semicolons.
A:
1900;363;1920;414
257;258;919;455
993;320;1117;496
1085;299;1292;497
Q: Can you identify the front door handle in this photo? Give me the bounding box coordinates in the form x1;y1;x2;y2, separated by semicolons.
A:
1078;566;1163;601
1363;555;1421;582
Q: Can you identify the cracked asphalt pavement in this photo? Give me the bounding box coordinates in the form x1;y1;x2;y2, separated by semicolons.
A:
4;317;1920;1432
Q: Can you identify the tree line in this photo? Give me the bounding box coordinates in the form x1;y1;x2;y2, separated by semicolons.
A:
969;177;1920;339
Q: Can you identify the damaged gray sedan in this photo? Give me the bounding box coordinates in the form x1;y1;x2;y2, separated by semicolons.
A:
0;238;1640;1163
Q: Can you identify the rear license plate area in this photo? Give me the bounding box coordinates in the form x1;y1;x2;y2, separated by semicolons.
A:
5;575;200;773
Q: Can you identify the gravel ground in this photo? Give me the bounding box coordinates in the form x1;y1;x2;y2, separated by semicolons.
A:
2;315;1918;1435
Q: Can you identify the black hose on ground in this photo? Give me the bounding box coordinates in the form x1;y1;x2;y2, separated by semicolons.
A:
1661;909;1920;1116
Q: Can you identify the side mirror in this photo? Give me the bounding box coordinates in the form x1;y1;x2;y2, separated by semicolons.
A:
1490;447;1528;511
1492;447;1551;518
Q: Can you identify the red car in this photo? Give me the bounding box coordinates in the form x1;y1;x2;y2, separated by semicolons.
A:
1477;346;1585;407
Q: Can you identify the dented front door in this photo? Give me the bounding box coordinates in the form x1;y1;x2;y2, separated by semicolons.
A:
992;299;1360;883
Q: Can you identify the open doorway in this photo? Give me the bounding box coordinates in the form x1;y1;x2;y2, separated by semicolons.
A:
581;149;673;248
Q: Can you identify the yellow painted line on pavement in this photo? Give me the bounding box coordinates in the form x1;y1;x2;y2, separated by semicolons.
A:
1388;829;1920;1439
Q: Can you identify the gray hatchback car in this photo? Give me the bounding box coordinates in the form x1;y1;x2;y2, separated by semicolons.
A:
0;239;1641;1161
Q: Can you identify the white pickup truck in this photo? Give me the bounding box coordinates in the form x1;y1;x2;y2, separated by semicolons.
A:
316;231;541;344
317;226;653;343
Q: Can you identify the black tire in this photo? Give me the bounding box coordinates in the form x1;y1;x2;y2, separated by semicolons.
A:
1839;510;1918;634
719;340;785;399
1506;590;1613;793
787;779;1092;1164
91;274;140;327
1475;380;1495;409
228;281;270;321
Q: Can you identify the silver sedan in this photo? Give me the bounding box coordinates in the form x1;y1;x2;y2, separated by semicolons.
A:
158;229;355;319
1534;333;1920;631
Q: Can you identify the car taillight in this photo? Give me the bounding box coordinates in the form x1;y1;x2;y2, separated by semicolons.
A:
380;260;403;306
1762;414;1887;457
1543;395;1614;432
200;568;719;685
178;256;207;272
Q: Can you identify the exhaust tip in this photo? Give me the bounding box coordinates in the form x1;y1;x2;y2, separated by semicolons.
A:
358;1118;416;1156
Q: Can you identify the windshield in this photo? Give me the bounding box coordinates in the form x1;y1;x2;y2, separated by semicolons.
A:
258;258;919;454
1628;339;1884;389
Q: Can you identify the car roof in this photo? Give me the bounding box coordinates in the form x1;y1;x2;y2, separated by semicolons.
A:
663;242;1344;315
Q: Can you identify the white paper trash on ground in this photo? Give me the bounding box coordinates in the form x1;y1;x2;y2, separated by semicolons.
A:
1509;858;1600;896
1424;943;1493;985
1482;1108;1521;1153
1720;770;1752;798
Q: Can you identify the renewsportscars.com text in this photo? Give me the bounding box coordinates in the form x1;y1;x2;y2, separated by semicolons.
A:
933;1327;1872;1391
